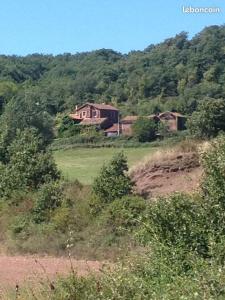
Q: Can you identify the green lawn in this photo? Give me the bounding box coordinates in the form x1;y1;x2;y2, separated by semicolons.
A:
54;147;156;184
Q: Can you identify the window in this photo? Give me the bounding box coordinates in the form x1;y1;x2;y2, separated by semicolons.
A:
82;111;86;117
92;110;97;118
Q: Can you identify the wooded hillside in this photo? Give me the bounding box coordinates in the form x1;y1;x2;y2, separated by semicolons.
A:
0;25;225;116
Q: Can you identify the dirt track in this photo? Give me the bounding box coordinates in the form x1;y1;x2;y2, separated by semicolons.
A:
0;255;102;290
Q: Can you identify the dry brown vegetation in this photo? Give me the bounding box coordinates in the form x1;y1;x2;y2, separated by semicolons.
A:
130;140;204;198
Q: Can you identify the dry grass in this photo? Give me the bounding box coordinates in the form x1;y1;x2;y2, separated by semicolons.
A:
129;139;200;175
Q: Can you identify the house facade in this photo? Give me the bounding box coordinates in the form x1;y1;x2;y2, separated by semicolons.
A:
104;123;121;137
105;112;186;136
69;102;119;129
118;115;160;136
69;103;186;136
158;112;186;131
120;116;139;136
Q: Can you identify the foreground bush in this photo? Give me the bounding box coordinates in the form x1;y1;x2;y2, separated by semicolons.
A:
103;195;146;234
0;128;60;197
32;181;63;223
9;136;225;299
188;98;225;139
92;152;134;203
138;193;210;258
16;253;225;300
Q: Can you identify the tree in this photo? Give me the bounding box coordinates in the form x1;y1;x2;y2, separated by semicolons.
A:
92;152;133;203
32;181;63;223
0;26;225;124
0;128;60;197
201;135;225;209
0;91;54;163
132;117;157;142
187;98;225;139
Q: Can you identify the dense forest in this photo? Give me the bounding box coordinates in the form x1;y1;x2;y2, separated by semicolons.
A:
0;25;225;119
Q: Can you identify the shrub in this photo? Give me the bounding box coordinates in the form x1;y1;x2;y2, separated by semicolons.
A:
187;98;225;139
138;193;209;258
28;253;225;300
32;181;63;223
157;121;169;138
200;135;225;246
104;195;146;234
57;115;81;138
201;135;225;206
132;117;157;142
0;92;54;163
10;215;31;236
92;152;134;203
0;128;60;197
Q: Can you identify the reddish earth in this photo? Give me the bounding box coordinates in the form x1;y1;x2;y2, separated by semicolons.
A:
0;255;102;291
131;152;202;197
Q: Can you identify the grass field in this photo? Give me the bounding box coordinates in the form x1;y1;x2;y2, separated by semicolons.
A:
54;147;156;184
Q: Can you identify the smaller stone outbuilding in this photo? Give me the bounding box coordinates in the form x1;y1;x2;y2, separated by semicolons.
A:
157;112;186;131
104;124;121;137
120;116;139;136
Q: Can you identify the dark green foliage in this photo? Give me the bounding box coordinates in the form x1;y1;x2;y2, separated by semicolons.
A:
0;81;18;112
138;194;209;258
0;91;54;162
32;181;63;223
188;98;225;138
201;135;225;205
200;136;225;247
57;115;81;138
0;129;60;197
92;152;134;203
157;121;170;137
0;26;225;119
104;195;146;234
132;117;157;142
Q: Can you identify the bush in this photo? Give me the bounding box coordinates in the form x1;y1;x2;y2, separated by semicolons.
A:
157;121;169;138
92;152;134;203
27;253;225;300
201;135;225;206
200;135;225;247
32;181;63;223
188;98;225;139
132;117;157;142
138;193;209;258
57;115;81;138
0;129;60;197
10;215;31;235
104;196;146;234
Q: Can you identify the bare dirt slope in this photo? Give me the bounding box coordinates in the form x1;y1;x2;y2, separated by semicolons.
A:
131;151;202;198
0;255;102;291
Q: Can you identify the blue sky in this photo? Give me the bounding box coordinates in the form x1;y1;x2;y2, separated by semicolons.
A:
0;0;224;55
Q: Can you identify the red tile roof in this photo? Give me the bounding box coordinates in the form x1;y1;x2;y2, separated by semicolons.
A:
79;118;107;125
77;102;118;111
121;115;157;123
159;112;185;118
121;116;139;123
104;123;120;132
69;113;82;120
